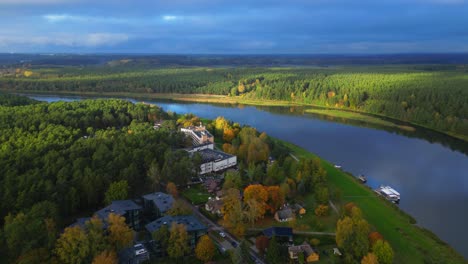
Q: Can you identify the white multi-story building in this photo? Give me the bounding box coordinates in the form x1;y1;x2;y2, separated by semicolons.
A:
195;148;237;174
181;125;214;145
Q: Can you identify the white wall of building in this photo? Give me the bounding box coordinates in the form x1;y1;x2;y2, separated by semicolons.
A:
213;156;237;172
199;156;237;174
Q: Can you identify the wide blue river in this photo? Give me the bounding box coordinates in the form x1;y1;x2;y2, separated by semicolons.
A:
28;94;468;258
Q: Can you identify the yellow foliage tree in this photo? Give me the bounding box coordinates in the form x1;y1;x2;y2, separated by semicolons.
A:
195;235;215;263
361;252;379;264
243;184;268;218
55;226;90;264
221;188;245;236
23;70;33;77
168;223;190;259
238;83;246;93
314;205;329;216
92;250;118;264
107;213;133;251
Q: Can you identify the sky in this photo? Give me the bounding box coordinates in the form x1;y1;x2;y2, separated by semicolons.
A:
0;0;467;54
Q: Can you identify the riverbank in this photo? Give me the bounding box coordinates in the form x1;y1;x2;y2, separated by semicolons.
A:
6;89;466;143
304;108;416;132
279;139;466;263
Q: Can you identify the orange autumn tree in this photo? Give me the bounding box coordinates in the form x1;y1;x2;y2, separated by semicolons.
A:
223;127;236;143
266;186;285;214
368;231;384;246
166;182;178;198
244;184;268;219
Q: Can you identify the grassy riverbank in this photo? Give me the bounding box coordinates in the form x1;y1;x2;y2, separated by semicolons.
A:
7;89;467;142
279;140;466;263
304;108;416;132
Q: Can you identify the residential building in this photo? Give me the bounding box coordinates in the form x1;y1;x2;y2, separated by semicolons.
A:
95;200;142;230
288;242;319;262
275;208;295;222
181;124;214;145
186;142;214;153
145;215;207;255
204;178;221;193
205;198;223;216
197;148;237;174
142;192;174;220
292;204;306;216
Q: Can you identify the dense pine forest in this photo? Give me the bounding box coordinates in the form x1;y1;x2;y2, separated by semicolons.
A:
0;93;292;263
1;65;467;140
0;94;194;262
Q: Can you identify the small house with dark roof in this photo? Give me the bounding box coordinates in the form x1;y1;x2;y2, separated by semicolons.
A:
142;192;174;220
205;199;223;216
263;227;293;244
215;190;225;200
95;200;142;230
274;208;295;222
288;242;319;262
204;178;221;193
145;215;207;251
292;204;306;216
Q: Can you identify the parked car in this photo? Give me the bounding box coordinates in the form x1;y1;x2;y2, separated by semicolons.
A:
134;243;147;256
219;231;226;238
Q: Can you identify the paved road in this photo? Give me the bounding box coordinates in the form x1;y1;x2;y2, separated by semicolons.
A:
293;230;336;236
329;200;340;215
289;153;299;162
182;199;265;264
247;227;335;236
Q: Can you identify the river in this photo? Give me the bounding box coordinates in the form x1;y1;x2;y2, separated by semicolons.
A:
27;94;468;258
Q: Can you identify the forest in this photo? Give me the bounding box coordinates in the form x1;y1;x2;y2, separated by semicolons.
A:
0;65;467;141
0;93;300;263
0;93;195;262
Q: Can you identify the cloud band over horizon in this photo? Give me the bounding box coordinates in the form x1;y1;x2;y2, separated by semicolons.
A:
0;0;467;53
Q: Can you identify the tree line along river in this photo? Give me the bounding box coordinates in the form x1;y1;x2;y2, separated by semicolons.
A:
27;94;468;259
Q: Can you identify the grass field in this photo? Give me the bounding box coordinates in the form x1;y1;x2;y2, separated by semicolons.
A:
252;194;338;233
281;140;466;264
182;184;211;205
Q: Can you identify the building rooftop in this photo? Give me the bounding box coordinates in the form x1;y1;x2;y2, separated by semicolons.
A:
95;200;142;221
142;192;174;213
263;227;293;238
198;148;234;163
145;215;207;234
288;242;316;258
182;126;213;139
206;199;223;211
277;208;294;220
